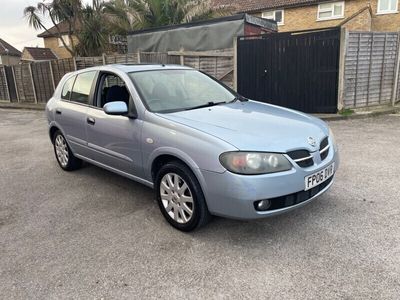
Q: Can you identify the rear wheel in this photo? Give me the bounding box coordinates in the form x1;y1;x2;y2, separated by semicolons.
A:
155;161;210;231
53;131;82;171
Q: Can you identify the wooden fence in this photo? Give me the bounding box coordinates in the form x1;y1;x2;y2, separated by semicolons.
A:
2;32;400;110
0;49;234;104
342;31;400;109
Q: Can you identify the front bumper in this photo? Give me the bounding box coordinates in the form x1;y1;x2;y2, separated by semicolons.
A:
200;145;339;220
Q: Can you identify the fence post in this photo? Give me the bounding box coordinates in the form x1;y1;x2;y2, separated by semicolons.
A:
2;66;10;102
179;47;184;66
73;57;77;70
102;53;106;65
137;49;141;64
49;61;56;91
366;33;375;107
379;33;388;104
337;27;347;111
353;33;361;107
28;63;38;104
391;32;400;106
11;66;20;103
233;37;238;92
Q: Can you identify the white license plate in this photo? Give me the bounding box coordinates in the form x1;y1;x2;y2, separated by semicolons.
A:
304;163;335;191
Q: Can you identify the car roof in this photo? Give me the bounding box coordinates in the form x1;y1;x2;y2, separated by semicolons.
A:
110;64;193;73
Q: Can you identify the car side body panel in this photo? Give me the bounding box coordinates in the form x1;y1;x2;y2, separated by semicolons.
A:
46;64;339;221
85;107;145;178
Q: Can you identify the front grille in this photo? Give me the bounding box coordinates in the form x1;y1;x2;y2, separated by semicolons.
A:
319;137;330;161
287;150;314;168
256;176;334;211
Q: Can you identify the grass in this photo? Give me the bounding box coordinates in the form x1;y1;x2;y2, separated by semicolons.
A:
339;108;354;116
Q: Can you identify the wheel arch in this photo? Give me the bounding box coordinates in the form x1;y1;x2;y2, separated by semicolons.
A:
49;125;60;143
148;148;208;200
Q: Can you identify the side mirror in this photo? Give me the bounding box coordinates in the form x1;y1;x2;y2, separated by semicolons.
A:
103;101;128;116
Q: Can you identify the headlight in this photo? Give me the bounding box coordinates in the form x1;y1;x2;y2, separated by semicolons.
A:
219;152;292;175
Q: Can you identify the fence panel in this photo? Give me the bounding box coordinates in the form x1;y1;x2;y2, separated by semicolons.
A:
75;56;103;69
105;53;139;64
32;62;54;103
0;50;234;103
0;66;9;101
4;66;18;102
344;32;399;108
51;58;75;86
168;49;234;88
140;52;180;64
13;64;36;103
183;56;233;87
397;60;400;103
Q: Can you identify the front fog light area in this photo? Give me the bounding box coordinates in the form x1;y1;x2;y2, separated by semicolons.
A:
254;199;271;211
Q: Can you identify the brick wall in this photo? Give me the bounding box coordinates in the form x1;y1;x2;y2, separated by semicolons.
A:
251;0;399;33
21;49;34;61
252;0;370;32
43;36;79;59
370;1;400;31
343;6;372;31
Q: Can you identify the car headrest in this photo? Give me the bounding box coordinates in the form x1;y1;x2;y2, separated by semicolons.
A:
105;86;129;106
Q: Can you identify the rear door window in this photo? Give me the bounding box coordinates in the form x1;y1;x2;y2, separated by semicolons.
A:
61;76;76;100
70;71;96;104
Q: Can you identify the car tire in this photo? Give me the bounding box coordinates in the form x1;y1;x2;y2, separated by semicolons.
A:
53;130;82;171
155;161;211;231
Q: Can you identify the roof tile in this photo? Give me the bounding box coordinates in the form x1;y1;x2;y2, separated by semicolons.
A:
23;47;58;61
0;38;22;57
213;0;329;12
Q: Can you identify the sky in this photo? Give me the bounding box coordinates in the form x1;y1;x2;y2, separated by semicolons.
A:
0;0;91;51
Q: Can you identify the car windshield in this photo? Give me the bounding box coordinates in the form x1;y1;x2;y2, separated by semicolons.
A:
129;69;236;113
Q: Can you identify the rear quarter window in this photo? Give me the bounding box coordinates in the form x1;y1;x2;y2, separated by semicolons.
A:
61;76;76;100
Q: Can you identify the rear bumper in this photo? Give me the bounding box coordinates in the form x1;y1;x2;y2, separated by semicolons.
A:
200;146;339;220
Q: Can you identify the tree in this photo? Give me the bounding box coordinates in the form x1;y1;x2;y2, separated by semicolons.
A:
24;0;230;56
75;1;109;56
24;0;84;56
104;0;230;35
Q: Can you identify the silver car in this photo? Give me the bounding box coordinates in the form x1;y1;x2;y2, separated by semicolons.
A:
46;64;339;231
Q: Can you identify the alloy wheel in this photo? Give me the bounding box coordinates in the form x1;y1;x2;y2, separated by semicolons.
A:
55;135;69;167
160;173;194;224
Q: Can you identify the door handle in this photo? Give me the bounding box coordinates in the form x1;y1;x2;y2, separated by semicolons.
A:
56;109;62;115
87;117;95;125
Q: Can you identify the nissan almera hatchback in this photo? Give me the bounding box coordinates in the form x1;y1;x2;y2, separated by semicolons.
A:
46;64;339;231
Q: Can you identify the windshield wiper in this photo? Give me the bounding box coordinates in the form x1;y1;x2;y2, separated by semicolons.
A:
185;101;227;111
231;95;248;102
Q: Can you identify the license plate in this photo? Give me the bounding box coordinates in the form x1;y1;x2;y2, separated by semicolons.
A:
304;163;335;191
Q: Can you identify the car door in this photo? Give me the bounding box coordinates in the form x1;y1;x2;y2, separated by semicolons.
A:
85;72;144;178
55;71;97;157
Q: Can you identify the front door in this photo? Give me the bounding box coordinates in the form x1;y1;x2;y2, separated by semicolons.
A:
85;72;143;177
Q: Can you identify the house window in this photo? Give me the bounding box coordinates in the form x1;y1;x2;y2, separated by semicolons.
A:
377;0;398;13
262;10;284;25
58;35;70;47
317;2;345;20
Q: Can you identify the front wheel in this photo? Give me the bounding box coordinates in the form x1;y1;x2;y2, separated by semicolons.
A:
155;161;210;231
53;131;82;171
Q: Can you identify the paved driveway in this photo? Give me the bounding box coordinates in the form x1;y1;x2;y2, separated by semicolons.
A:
0;108;399;299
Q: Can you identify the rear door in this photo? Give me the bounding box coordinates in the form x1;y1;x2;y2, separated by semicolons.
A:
55;71;97;156
85;72;143;177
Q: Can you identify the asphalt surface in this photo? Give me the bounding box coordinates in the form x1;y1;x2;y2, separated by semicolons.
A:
0;108;399;299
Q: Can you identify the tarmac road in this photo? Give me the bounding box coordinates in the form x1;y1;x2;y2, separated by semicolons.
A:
0;108;399;299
